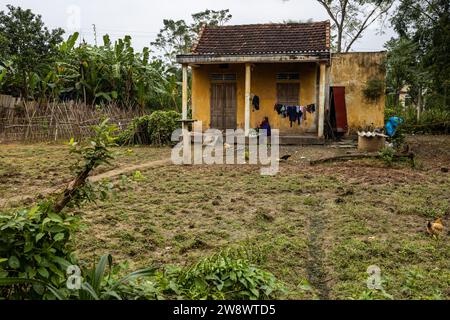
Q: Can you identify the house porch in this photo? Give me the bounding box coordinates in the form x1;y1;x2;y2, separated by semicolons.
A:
179;61;329;141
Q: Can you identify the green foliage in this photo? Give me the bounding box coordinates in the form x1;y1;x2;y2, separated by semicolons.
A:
0;6;172;109
147;110;181;146
54;33;168;109
70;118;118;174
404;108;450;134
61;254;157;300
118;111;181;146
390;0;450;108
0;120;119;299
191;9;233;34
0;7;234;110
385;105;450;134
379;147;395;166
0;5;64;99
0;203;79;299
363;78;384;101
152;9;232;64
134;250;285;300
385;38;422;106
53;119;118;211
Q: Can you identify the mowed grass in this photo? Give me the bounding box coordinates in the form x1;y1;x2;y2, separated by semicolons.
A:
0;143;170;203
1;135;449;299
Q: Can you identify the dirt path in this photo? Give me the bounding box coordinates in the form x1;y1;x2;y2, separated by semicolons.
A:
305;209;331;300
0;158;171;208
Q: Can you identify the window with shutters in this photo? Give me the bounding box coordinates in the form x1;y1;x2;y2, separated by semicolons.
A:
277;83;300;106
276;72;300;81
210;73;237;82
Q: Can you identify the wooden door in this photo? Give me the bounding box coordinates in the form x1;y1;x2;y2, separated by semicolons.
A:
210;83;237;130
330;86;348;133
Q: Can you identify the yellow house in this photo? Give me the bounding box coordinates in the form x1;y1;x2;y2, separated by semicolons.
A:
176;21;385;143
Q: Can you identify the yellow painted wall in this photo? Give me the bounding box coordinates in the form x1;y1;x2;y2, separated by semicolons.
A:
192;63;318;134
330;52;386;131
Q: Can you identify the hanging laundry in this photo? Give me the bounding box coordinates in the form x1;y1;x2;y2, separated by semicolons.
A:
287;106;296;127
274;103;283;115
287;106;303;127
300;105;307;120
281;106;287;118
306;104;316;113
252;95;260;111
298;108;303;125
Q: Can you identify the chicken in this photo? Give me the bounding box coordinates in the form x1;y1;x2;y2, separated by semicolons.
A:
278;154;292;161
426;218;444;237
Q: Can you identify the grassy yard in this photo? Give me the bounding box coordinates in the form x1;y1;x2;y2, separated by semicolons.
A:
1;135;449;299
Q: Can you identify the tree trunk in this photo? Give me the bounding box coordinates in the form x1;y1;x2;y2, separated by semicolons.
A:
394;92;400;111
336;27;343;53
22;71;28;101
52;164;94;213
417;87;423;122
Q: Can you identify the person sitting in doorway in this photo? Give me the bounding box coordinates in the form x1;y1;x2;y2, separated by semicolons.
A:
258;116;271;137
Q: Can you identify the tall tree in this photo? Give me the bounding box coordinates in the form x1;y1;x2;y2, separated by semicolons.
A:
191;9;232;34
0;5;64;99
316;0;395;52
151;9;233;110
385;38;425;110
152;9;232;65
391;0;450;109
151;19;193;65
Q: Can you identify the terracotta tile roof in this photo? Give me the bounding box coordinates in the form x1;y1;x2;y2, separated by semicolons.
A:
192;21;330;56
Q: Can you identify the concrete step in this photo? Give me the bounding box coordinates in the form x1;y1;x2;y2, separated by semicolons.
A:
280;135;325;145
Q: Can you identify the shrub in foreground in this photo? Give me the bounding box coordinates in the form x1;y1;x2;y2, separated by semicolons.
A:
121;249;285;300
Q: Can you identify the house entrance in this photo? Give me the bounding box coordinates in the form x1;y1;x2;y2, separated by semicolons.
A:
210;82;237;131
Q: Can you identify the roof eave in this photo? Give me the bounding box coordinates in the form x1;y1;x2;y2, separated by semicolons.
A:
176;52;330;64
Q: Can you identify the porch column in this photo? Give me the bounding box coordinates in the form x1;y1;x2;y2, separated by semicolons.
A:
318;63;326;138
182;64;188;125
244;63;251;136
182;64;190;164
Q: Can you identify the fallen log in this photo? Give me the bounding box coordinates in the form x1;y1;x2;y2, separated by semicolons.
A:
310;152;415;166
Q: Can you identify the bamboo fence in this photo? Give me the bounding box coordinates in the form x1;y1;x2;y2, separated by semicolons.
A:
0;95;142;143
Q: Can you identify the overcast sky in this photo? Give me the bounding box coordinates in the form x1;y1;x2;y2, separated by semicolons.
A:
1;0;397;52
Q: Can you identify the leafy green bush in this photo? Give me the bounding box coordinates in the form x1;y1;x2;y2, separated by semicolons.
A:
60;254;157;300
118;111;181;146
404;108;450;134
385;105;450;134
0;203;79;299
118;115;152;145
0;120;118;299
147;110;181;146
123;249;284;300
379;147;395;166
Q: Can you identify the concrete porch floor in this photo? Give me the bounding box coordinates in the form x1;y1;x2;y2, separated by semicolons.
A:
188;132;325;146
279;134;325;145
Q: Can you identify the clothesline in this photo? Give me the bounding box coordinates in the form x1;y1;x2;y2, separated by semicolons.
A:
274;103;316;127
